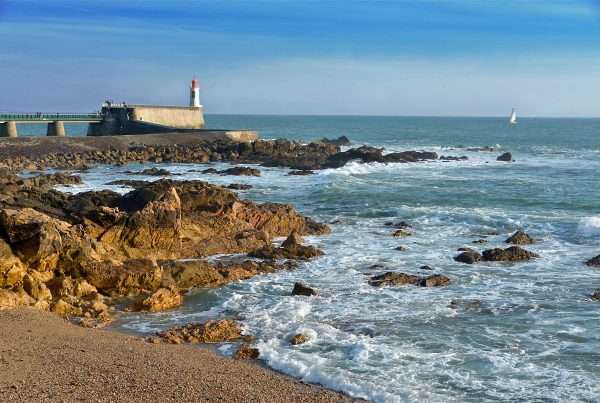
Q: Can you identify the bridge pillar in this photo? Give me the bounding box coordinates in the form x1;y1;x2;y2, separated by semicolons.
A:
47;121;66;137
0;121;18;138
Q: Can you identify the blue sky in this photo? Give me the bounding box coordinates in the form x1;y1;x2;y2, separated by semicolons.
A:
1;0;599;116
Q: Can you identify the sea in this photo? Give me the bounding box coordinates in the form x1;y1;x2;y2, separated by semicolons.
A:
37;115;600;402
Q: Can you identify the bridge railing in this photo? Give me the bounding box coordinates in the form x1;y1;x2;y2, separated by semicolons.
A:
0;112;103;121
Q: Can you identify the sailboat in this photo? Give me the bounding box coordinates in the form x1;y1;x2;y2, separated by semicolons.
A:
509;108;517;125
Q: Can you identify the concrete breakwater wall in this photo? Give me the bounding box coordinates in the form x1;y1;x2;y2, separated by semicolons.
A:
87;105;205;136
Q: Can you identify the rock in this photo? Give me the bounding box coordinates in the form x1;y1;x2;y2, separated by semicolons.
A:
51;298;83;317
394;246;408;251
105;179;150;188
318;136;350;146
482;246;538;262
291;282;318;296
592;290;600;301
383;151;438;163
369;272;450;287
0;289;34;310
368;272;419;287
288;170;315;176
417;274;450;287
457;247;476;252
419;265;434;271
0;238;26;288
233;344;260;359
472;239;487;244
289;333;309;345
137;167;171;176
506;230;535;245
220;167;261;177
585;255;600;267
249;232;324;261
160;259;291;290
157;319;244;344
497;152;513;162
439;155;468;161
392;229;412;237
139;286;182;312
226;183;253;190
454;251;482;264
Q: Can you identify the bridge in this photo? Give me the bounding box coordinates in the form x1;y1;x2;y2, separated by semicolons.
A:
0;112;103;137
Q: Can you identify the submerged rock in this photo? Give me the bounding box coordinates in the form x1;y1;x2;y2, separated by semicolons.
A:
591;290;600;301
454;251;482;264
506;230;535;245
288;170;315;176
291;282;318;296
392;229;412;237
496;152;513;162
482;246;538;262
584;255;600;267
368;272;450;288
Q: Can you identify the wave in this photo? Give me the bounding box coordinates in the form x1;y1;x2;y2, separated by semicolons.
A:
577;217;600;237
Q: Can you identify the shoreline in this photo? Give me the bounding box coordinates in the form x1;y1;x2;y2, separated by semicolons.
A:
0;308;359;402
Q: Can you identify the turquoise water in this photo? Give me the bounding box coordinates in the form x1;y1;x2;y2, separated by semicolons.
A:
55;116;600;402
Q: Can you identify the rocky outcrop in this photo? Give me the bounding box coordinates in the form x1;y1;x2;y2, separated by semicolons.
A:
203;166;261;177
497;152;513;162
506;230;535;245
156;320;246;344
0;171;328;323
584;255;600;267
369;272;450;287
226;183;253;190
291;282;318;296
482;246;538;262
134;167;171;176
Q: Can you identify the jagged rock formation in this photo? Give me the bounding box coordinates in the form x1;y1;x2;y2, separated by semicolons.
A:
0;172;329;324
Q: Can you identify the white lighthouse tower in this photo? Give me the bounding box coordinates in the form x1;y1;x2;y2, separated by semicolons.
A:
189;79;201;108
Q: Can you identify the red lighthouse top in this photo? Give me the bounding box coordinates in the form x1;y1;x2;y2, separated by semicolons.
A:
191;79;198;89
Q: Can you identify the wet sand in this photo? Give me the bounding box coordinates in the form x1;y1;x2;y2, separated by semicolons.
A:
0;308;357;403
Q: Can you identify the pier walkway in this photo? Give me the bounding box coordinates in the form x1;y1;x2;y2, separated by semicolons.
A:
0;112;102;137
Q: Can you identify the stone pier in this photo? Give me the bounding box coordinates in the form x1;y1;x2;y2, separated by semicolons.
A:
0;121;18;138
46;121;66;137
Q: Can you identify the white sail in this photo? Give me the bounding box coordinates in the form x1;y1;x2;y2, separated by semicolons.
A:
509;108;517;124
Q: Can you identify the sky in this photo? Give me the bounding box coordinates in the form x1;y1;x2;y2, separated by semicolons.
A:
1;0;599;117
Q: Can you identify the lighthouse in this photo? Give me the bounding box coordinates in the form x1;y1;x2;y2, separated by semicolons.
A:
189;79;201;108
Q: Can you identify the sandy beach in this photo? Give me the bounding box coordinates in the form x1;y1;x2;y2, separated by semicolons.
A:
0;308;356;402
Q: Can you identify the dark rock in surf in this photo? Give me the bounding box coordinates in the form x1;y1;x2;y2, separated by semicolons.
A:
291;282;318;297
506;230;535;245
496;152;513;162
482;246;538;262
584;255;600;267
368;272;450;288
226;183;253;190
591;290;600;301
454;251;482;264
383;151;438;163
288;170;315;176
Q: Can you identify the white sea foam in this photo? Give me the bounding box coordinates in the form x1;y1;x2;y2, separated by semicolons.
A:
577;216;600;237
